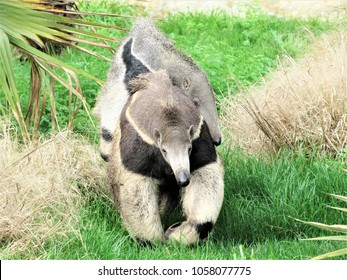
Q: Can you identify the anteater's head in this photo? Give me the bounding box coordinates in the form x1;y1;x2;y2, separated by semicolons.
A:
154;124;196;187
179;73;221;146
167;59;222;146
128;70;203;187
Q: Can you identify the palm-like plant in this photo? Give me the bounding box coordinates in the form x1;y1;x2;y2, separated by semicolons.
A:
291;193;347;260
0;0;128;140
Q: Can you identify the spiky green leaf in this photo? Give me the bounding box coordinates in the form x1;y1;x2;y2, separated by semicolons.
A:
0;30;29;140
303;236;347;241
327;205;347;212
311;248;347;260
11;36;103;85
325;193;347;203
0;0;128;137
290;217;347;233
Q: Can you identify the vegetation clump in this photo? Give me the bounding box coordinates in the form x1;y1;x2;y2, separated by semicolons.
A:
0;123;108;258
221;31;347;160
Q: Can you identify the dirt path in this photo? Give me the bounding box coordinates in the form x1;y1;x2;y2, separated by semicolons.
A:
124;0;347;19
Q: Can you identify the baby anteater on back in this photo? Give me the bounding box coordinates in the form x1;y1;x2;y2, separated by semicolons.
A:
108;70;224;245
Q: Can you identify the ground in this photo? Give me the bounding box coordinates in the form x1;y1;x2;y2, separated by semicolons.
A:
123;0;347;18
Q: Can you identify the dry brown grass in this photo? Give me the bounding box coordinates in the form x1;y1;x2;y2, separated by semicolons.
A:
221;30;347;157
0;121;108;258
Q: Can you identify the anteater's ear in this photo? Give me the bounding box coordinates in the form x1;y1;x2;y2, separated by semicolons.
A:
188;125;194;141
154;128;162;144
182;77;190;91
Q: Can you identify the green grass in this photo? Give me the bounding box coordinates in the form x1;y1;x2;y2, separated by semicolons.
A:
1;2;333;135
1;1;346;260
159;12;332;94
4;148;346;260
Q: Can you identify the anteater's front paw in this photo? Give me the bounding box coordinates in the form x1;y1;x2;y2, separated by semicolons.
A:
164;221;200;245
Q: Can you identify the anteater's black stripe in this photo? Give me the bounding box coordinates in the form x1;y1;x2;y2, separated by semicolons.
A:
122;38;150;92
196;221;213;239
100;153;109;162
135;237;154;248
102;128;113;142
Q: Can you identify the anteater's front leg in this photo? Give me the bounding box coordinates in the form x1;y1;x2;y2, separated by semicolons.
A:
165;158;224;245
115;173;165;244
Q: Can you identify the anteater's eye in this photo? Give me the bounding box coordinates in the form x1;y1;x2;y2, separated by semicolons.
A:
193;98;200;107
162;149;167;155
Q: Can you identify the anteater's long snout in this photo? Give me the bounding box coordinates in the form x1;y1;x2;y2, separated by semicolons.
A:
212;136;222;146
163;143;191;188
177;170;190;187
